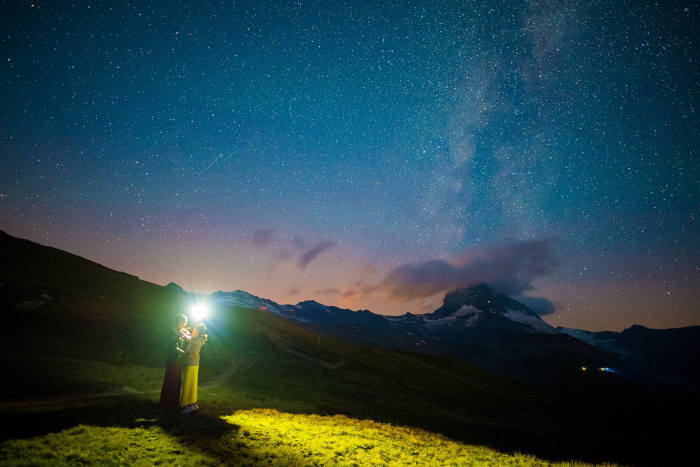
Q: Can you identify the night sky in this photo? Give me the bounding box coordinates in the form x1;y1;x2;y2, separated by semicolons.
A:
1;1;698;331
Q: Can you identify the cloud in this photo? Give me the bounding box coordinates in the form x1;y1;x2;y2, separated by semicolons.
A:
287;286;301;296
359;263;379;278
249;227;336;271
341;289;356;298
513;295;556;316
251;228;275;247
380;238;557;302
314;288;340;297
298;241;334;270
291;237;306;250
339;281;380;307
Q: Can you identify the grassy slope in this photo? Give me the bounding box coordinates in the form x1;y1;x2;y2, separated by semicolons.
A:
1;405;603;466
0;231;694;465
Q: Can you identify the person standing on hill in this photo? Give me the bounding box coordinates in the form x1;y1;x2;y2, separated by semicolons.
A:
159;314;190;410
180;322;208;414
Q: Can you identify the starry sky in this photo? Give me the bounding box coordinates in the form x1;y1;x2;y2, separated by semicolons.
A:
1;0;698;331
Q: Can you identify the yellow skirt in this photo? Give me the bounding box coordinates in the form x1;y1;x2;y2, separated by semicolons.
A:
180;365;199;407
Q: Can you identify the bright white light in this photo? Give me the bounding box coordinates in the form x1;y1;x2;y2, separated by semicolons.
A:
190;303;210;322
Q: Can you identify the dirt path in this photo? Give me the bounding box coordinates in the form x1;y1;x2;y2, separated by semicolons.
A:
0;387;158;410
202;358;254;388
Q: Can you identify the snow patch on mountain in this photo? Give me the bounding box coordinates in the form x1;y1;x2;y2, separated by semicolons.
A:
213;290;283;314
423;305;481;327
503;308;556;333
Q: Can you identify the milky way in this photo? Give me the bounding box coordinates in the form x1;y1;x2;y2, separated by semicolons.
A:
1;1;698;330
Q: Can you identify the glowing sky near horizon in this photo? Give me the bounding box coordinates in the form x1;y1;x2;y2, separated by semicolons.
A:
1;1;698;331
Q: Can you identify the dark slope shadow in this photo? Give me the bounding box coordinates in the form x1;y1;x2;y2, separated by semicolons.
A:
0;396;251;465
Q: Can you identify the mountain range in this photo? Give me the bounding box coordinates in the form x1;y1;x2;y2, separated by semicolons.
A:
202;283;700;391
1;224;695;394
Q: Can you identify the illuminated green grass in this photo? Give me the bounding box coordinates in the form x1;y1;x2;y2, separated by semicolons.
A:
0;408;605;466
225;408;600;466
0;425;218;467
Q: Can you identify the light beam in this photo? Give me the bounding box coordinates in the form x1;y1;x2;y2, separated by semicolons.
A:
190;302;210;322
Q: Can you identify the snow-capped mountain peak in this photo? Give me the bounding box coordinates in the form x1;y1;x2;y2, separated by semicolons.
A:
419;284;555;333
